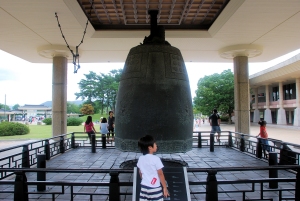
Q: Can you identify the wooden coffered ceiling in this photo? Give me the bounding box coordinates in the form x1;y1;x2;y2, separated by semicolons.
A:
78;0;230;30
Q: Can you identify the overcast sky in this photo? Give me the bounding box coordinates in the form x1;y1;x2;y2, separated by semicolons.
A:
1;49;300;107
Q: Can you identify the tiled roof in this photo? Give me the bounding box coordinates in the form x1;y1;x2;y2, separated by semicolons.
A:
18;105;52;110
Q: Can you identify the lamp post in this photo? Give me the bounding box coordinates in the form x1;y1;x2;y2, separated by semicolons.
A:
4;94;6;121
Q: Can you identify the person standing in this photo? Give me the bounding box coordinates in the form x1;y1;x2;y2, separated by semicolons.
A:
84;116;97;143
100;117;109;141
137;135;169;200
209;109;221;142
107;111;115;143
256;120;270;158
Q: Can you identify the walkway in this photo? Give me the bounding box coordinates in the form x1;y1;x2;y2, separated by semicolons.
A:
0;123;298;200
0;146;297;201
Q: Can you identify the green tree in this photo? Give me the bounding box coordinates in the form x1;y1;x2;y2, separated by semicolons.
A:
12;104;20;110
193;69;234;123
0;103;10;111
67;102;80;114
75;69;123;114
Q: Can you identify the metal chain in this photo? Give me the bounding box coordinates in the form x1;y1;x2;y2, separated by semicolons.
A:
55;0;94;73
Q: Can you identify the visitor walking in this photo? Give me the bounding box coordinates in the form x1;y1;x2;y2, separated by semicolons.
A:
209;109;221;142
256;120;270;158
84;116;97;143
107;111;115;143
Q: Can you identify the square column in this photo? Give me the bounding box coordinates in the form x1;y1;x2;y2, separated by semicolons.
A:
252;87;260;123
277;82;286;125
52;56;68;137
234;56;250;134
264;85;272;124
294;78;300;126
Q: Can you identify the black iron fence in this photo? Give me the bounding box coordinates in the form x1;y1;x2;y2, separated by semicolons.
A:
0;132;115;179
193;131;300;166
0;166;299;201
1;131;300;200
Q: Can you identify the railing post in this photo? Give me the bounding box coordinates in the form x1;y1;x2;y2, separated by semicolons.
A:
256;138;262;159
22;145;30;168
198;132;202;148
37;154;46;191
71;132;75;148
268;152;278;189
91;134;96;153
14;171;28;201
109;171;120;201
240;134;245;152
44;139;50;160
296;168;300;201
279;143;286;165
102;134;106;149
60;136;65;154
228;132;233;147
210;133;214;152
206;170;218;201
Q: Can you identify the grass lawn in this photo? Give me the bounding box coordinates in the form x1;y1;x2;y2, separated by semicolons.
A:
0;125;94;140
0;113;108;140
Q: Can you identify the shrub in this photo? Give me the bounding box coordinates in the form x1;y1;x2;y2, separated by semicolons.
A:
220;116;229;122
0;122;30;136
43;118;52;125
67;117;83;126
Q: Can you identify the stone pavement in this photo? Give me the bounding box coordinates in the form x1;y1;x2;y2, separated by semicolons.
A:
0;123;299;200
0;146;297;201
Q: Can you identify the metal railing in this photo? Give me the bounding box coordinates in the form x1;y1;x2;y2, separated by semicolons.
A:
0;132;114;179
193;131;300;166
0;165;299;201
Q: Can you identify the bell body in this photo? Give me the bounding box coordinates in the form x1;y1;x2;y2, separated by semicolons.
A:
115;44;193;153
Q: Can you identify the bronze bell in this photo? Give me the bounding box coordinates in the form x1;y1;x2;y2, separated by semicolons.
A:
115;10;193;153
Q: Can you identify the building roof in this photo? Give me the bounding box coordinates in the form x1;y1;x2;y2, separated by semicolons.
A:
249;53;300;87
1;0;300;64
18;105;52;110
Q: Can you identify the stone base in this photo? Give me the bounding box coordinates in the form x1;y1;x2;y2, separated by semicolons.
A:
293;108;300;126
264;109;272;124
115;137;193;153
253;109;260;123
277;108;286;125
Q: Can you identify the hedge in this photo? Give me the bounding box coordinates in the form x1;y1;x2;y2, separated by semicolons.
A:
0;122;30;136
43;118;52;125
67;117;83;126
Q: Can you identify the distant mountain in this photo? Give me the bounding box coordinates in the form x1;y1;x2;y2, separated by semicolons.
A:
41;100;84;107
41;101;52;107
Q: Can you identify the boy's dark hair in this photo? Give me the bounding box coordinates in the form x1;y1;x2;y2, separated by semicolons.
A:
138;135;156;155
102;117;107;123
109;111;114;115
213;109;217;113
258;120;267;126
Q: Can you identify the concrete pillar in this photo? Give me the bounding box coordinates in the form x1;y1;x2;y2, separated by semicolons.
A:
294;78;300;126
288;111;292;124
234;56;250;134
38;45;72;137
219;44;263;134
277;82;286;125
264;85;272;124
52;56;68;137
253;87;260;123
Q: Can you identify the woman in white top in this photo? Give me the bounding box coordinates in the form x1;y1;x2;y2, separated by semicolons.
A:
100;117;109;142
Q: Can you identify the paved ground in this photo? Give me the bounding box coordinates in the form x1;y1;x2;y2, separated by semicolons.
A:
0;146;297;201
0;123;299;200
1;122;299;148
194;122;300;145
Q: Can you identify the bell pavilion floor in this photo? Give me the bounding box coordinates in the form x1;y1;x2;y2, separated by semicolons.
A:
0;145;296;201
